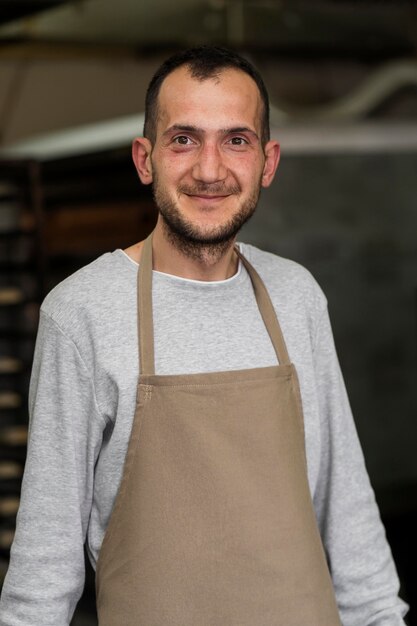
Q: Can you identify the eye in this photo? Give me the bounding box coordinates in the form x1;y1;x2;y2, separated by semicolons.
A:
228;136;249;146
173;135;193;145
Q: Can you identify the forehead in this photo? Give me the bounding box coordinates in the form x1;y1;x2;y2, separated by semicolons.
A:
156;66;262;135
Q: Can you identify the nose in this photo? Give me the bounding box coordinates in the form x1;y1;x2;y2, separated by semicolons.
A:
192;142;227;183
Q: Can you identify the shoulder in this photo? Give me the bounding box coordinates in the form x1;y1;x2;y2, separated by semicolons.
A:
238;243;328;349
238;242;327;312
40;250;134;337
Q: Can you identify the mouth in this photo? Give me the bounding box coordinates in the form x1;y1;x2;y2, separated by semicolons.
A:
185;194;230;201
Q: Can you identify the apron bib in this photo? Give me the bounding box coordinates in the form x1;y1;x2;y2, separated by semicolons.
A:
96;233;342;625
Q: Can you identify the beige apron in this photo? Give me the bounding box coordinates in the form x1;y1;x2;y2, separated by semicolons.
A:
96;233;342;625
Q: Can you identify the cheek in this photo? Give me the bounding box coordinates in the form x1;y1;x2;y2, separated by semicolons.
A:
225;151;264;176
156;154;193;184
230;161;263;189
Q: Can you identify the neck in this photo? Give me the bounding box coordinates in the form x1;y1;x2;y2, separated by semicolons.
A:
125;221;239;282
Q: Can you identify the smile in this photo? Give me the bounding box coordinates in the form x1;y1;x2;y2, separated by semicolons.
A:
186;194;230;201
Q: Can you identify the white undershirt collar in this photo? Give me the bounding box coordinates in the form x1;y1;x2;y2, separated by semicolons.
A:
117;245;243;285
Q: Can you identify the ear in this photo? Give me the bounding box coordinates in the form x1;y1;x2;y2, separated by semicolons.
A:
261;140;280;188
132;137;153;185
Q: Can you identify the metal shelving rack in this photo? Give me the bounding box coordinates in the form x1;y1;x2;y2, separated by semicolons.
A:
0;158;46;583
0;149;154;623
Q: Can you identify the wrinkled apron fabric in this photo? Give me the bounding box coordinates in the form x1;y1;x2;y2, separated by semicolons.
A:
96;233;342;625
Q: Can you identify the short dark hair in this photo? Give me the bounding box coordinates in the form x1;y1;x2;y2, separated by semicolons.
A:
143;45;270;146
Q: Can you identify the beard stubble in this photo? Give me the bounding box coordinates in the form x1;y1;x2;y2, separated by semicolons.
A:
152;173;262;263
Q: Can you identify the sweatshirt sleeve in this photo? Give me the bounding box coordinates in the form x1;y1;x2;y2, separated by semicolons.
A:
312;305;409;625
0;311;106;626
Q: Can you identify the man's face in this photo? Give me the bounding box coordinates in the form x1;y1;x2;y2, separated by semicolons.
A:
134;66;279;246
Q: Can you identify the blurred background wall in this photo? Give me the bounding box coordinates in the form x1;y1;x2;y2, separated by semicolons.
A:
0;1;416;624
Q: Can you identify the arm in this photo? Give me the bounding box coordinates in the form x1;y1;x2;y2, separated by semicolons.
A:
312;305;408;626
0;311;106;626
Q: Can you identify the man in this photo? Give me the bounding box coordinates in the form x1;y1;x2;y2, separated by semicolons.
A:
0;46;408;625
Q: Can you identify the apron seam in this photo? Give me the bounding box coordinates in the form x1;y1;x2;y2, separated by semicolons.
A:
96;388;151;570
139;375;292;389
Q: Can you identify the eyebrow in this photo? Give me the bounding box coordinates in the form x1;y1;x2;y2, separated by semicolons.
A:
162;124;259;140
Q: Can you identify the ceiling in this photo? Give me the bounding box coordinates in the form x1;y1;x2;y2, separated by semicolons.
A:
0;0;415;59
0;0;416;153
0;0;70;26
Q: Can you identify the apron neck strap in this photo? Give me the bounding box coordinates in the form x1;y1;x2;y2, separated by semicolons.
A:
233;246;291;366
137;232;291;376
138;231;156;377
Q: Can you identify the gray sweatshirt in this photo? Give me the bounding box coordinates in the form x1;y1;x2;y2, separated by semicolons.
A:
0;243;408;625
